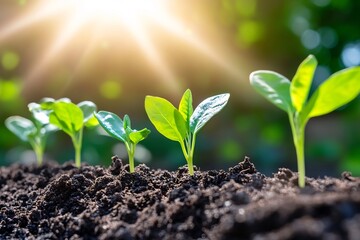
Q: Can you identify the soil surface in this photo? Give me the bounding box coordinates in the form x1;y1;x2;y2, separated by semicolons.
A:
1;156;360;240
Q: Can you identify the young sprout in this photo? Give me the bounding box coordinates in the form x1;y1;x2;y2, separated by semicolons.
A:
250;55;360;188
5;102;57;165
145;89;230;175
45;99;98;167
94;111;150;173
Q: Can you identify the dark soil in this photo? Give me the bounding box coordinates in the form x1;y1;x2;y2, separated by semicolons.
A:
1;156;360;240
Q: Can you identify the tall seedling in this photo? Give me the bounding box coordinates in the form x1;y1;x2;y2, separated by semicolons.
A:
250;55;360;187
145;89;230;175
45;99;98;167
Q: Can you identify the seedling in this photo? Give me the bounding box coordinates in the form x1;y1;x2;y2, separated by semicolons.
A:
44;99;98;167
250;55;360;187
94;111;150;173
145;89;230;175
5;102;57;165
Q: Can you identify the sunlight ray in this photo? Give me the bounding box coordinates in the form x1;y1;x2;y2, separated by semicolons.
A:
0;1;67;42
24;14;88;89
127;21;180;94
151;13;243;79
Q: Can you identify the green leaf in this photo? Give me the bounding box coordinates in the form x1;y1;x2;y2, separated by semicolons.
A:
190;93;230;134
250;71;293;112
84;115;99;128
94;111;128;142
78;101;97;124
290;55;317;112
307;66;360;118
129;128;151;144
178;89;193;129
28;102;50;126
49;102;84;136
5;116;36;142
40;97;71;110
123;114;131;129
145;96;186;142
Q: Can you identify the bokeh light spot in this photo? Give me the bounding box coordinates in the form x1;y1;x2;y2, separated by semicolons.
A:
1;51;20;71
301;29;321;49
237;21;263;45
100;79;122;99
0;79;22;101
218;140;243;162
341;42;360;67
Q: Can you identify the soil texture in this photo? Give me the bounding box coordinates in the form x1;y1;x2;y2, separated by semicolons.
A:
1;156;360;239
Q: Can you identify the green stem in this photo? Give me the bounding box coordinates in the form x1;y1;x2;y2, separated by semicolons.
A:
127;143;135;173
289;113;306;188
72;129;83;168
30;140;44;166
187;133;197;176
34;145;44;166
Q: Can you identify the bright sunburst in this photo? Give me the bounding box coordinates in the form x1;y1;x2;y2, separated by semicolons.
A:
0;0;242;95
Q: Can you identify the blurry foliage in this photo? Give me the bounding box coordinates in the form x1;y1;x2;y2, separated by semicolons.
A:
0;0;360;176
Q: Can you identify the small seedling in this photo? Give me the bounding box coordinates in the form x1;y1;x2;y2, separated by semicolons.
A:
145;89;230;175
94;111;150;173
250;55;360;187
5;102;57;165
44;99;98;167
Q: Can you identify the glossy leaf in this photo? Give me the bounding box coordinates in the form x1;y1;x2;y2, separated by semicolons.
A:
250;71;292;112
129;128;151;144
190;93;230;134
49;102;84;136
145;96;186;142
178;89;193;128
290;55;317;112
28;102;51;126
5;116;36;142
94;111;127;142
308;66;360;118
78;101;97;124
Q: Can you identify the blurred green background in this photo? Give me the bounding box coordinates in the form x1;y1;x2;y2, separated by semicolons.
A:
1;0;360;176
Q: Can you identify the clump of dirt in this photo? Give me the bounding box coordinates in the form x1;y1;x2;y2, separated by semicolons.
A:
0;156;359;239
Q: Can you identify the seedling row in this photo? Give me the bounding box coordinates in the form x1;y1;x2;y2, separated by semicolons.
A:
5;55;360;188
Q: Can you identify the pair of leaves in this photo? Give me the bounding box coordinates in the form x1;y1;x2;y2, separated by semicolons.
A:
250;55;360;121
47;100;98;136
5;100;59;143
94;111;150;145
145;89;230;143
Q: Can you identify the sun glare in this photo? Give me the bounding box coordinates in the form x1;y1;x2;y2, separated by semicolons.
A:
0;0;243;96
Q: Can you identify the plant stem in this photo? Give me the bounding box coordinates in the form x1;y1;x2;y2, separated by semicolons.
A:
289;113;306;188
127;143;135;173
34;145;44;166
72;129;83;168
187;133;197;176
31;140;44;165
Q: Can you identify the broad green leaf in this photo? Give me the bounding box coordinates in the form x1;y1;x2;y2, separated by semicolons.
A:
307;66;360;118
290;55;317;112
250;71;292;112
78;101;97;124
129;128;151;144
5;116;36;141
145;96;185;142
178;89;193;128
94;111;127;142
190;93;230;134
49;102;84;136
